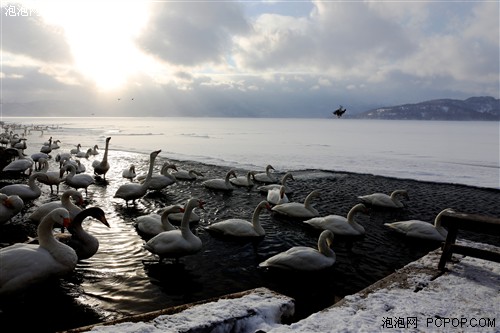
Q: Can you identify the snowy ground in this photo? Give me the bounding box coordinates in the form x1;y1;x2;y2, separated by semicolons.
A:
78;240;500;333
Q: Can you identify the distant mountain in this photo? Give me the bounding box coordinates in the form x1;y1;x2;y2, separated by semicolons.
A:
352;96;499;120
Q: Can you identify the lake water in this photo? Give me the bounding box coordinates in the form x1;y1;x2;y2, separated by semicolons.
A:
4;117;499;189
0;117;499;332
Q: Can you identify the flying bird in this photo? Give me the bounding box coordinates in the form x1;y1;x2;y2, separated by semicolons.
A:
333;105;347;118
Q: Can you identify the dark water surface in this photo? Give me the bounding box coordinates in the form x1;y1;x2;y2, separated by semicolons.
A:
1;150;499;333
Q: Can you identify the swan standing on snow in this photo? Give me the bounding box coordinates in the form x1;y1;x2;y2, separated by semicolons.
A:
358;189;409;208
92;137;111;179
28;189;84;225
202;170;237;191
257;172;295;195
0;208;77;296
230;171;257;187
0;172;49;201
62;164;95;196
271;189;321;219
0;194;24;225
267;185;289;205
134;205;185;238
206;200;271;238
383;208;452;241
253;164;277;184
122;164;136;181
114;150;161;205
171;169;203;180
55;207;110;260
144;198;204;263
303;203;370;236
259;230;336;271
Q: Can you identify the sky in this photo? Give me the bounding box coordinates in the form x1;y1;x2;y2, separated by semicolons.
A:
1;0;499;117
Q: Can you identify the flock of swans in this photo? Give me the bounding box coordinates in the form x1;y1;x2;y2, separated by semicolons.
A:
0;124;453;298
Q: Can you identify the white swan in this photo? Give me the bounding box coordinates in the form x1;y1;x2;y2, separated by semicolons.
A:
253;164;277;184
202;170;237;191
0;172;49;201
63;164;95;196
171;169;203;180
122;164;136;181
303;203;370;236
144;198;204;263
92;137;111;179
70;143;81;155
271;189;321;219
134;205;184;237
28;189;84;225
257;172;295;194
384;208;452;241
259;230;336;271
40;137;52;155
30;152;50;171
230;171;257;187
2;148;33;175
0;208;77;296
144;162;177;191
89;145;99;155
267;185;289;205
206;200;271;237
75;148;92;159
36;157;64;194
161;204;201;225
358;189;409;208
55;207;110;260
0;194;24;225
114;150;160;205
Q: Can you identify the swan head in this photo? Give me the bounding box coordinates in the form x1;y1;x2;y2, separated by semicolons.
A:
151;149;161;158
228;170;237;179
266;165;275;172
354;203;370;215
3;195;24;209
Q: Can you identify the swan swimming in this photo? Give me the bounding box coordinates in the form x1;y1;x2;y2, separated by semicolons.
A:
303;203;370;236
358;189;409;208
384;208;453;241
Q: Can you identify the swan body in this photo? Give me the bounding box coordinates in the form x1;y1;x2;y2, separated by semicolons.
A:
144;163;177;191
202;170;237;191
384;208;452;241
358;189;409;208
40;137;52;154
161;204;201;225
122;165;136;181
303;203;369;236
230;171;256;187
90;145;99;155
144;198;204;262
271;189;321;219
267;185;288;205
36;158;64;194
28;189;84;225
171;169;203;180
259;230;336;271
55;207;110;260
2;149;33;175
134;205;184;237
63;164;95;196
75;148;92;158
206;200;270;237
31;153;50;171
70;144;81;155
0;172;49;201
114;150;160;205
253;164;277;184
257;172;295;194
92;137;111;179
0;194;24;225
0;208;77;296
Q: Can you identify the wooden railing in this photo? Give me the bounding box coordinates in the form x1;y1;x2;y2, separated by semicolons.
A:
438;210;500;270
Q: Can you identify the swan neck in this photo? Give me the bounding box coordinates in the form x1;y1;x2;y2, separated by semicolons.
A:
143;154;157;184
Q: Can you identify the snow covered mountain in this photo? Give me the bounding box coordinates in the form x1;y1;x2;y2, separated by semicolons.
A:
353;96;499;120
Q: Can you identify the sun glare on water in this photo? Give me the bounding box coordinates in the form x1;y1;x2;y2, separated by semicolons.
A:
36;0;151;91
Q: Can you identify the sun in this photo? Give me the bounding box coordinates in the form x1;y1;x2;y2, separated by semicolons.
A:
36;0;151;91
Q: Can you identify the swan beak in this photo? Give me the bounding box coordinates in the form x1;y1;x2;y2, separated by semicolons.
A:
63;217;71;228
99;215;110;228
198;199;206;210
